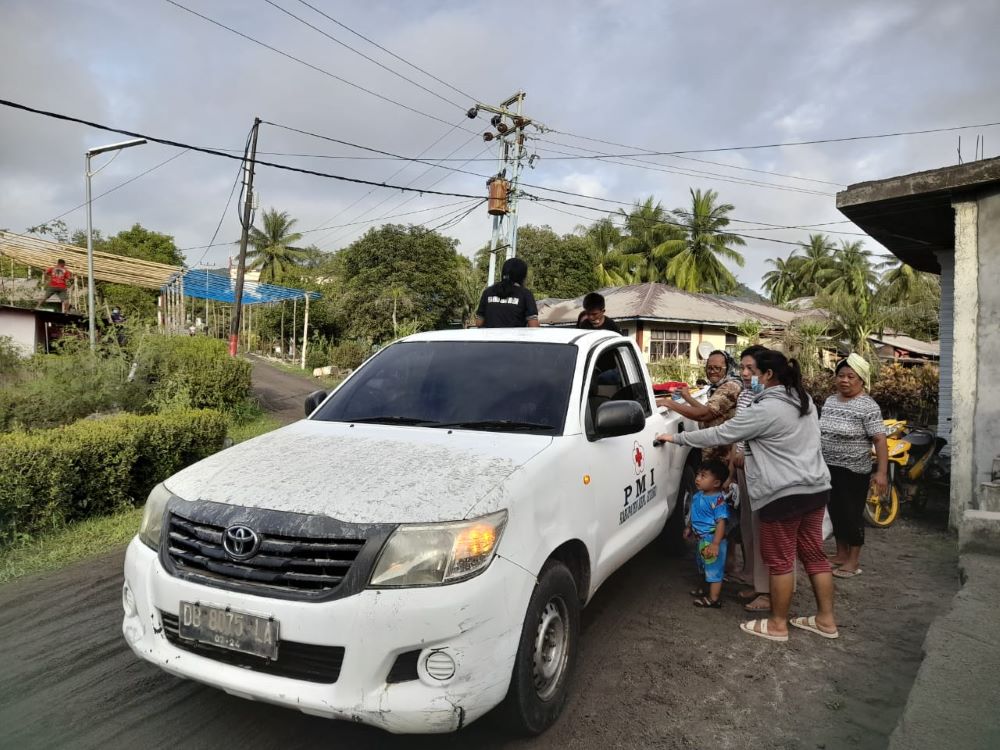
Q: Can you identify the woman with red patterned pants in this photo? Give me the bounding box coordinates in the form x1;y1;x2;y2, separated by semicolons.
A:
656;350;838;642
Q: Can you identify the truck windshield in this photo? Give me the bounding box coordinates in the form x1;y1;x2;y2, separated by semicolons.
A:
312;341;577;435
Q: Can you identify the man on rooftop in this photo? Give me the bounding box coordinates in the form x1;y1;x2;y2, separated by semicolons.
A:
39;258;73;313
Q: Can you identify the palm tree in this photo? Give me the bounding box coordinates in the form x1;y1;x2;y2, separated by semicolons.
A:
792;234;838;296
579;218;632;287
817;290;889;360
247;208;307;283
614;197;684;282
762;254;801;305
660;188;746;293
878;258;938;304
826;240;877;300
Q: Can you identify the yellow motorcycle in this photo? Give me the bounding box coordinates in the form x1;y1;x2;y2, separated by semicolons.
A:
865;420;948;527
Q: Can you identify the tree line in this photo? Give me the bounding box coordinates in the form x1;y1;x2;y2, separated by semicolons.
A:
24;183;940;361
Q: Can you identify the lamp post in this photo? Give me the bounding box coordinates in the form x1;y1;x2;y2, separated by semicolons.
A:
85;138;146;349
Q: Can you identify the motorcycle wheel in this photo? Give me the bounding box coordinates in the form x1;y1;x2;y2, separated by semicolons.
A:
865;482;900;527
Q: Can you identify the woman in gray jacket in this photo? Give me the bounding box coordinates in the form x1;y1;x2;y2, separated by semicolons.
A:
656;350;838;643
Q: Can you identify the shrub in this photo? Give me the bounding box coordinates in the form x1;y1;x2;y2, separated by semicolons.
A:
648;357;701;384
803;364;939;424
0;345;129;431
329;340;369;371
0;409;226;547
129;335;252;412
871;363;939;424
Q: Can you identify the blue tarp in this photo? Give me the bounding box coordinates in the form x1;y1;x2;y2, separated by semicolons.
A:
173;268;320;305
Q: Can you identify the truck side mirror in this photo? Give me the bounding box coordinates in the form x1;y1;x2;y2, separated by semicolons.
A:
304;390;328;417
594;400;645;438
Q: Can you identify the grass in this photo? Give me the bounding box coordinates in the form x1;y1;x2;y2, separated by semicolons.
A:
0;506;143;585
227;411;283;443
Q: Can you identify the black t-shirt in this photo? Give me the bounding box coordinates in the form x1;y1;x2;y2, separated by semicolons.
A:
476;283;539;328
577;316;622;334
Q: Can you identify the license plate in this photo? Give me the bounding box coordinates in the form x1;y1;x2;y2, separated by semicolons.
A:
178;601;279;660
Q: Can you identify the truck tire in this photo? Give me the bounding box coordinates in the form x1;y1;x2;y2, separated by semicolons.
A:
663;462;696;556
500;561;580;736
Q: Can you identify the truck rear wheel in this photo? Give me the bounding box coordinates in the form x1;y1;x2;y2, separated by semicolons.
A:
500;561;579;735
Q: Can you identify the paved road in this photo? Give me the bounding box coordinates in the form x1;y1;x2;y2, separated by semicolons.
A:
0;515;958;750
248;355;323;425
0;361;963;747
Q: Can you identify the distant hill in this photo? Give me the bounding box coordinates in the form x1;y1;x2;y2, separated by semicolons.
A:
730;283;768;303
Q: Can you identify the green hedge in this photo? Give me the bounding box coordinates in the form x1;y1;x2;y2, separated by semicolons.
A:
0;409;226;547
131;336;252;411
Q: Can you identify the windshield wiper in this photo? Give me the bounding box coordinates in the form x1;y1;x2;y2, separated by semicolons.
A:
345;416;440;426
434;419;555;432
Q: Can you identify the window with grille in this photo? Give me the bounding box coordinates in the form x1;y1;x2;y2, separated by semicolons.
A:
648;329;691;361
725;333;738;355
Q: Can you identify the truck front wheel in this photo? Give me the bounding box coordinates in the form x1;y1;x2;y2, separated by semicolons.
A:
500;561;580;735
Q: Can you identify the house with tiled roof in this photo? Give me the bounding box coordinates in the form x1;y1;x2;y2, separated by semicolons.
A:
540;282;813;364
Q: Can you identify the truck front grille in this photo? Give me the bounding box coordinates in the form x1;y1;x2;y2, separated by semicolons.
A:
159;611;345;683
160;502;392;601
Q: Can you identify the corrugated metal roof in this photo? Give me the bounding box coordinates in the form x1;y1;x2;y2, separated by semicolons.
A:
871;333;940;358
540;283;797;327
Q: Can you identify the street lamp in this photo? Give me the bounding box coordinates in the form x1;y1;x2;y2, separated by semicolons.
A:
85;138;146;349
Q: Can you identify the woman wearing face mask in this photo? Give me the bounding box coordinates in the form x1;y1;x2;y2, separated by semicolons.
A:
656;350;837;642
820;353;888;579
730;345;776;612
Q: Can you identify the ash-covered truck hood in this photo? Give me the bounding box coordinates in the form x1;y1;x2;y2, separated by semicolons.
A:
163;418;552;524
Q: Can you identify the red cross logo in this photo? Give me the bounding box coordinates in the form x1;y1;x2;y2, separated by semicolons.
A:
633;442;644;474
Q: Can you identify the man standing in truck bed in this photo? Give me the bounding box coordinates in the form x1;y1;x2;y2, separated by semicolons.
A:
39;258;73;313
475;257;540;328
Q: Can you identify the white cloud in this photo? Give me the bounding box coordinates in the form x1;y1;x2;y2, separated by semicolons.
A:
1;0;998;288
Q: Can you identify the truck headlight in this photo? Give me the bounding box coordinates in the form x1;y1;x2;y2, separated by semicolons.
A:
138;483;172;551
369;511;507;587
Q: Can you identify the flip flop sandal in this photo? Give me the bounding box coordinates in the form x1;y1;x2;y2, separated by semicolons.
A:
693;596;722;608
832;568;863;579
744;595;771;612
739;618;788;642
737;589;761;601
790;615;839;639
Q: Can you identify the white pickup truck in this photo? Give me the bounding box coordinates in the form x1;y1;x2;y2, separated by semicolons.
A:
122;328;698;735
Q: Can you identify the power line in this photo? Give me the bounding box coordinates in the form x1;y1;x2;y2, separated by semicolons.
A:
262;120;490;179
544;119;1000;157
177;198;481;254
291;0;479;103
314;135;486;249
530;144;834;197
0;98;485;199
523;192;870;250
190;153;247;267
31;149;190;228
162;0;473;130
262;0;468;112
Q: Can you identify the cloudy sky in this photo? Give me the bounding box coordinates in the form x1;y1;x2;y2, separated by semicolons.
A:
2;0;998;289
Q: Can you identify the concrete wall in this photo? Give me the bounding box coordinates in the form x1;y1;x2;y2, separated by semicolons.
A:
630;323;730;365
0;309;38;356
951;200;979;528
975;189;1000;496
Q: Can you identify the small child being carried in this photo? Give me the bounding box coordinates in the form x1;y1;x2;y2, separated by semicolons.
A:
685;459;730;608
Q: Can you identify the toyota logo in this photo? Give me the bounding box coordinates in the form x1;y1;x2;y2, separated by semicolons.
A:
223;525;260;560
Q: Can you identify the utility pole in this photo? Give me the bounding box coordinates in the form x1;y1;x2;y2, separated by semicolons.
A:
229;117;261;357
471;92;543;286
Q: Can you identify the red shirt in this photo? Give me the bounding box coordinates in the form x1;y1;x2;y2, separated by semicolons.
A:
46;266;72;289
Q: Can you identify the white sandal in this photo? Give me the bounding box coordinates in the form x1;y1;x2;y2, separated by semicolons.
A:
739;618;788;642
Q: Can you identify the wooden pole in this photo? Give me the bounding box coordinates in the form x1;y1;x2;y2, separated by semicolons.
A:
292;297;297;360
300;292;310;370
280;301;285;358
